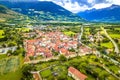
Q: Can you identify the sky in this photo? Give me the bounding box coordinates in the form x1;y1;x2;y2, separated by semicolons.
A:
1;0;120;13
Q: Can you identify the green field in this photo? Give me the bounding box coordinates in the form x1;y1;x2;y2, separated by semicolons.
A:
16;28;30;32
0;30;4;35
84;27;90;35
114;28;120;30
109;34;120;38
0;68;22;80
63;31;76;36
0;56;20;74
0;55;24;80
101;42;113;48
0;30;4;39
0;54;7;60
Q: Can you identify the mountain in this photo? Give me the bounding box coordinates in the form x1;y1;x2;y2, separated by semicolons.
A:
0;5;20;20
0;1;84;22
77;4;120;22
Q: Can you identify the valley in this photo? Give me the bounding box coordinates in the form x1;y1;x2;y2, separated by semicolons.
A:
0;1;120;80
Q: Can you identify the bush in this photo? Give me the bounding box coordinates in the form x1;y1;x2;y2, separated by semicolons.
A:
59;55;67;62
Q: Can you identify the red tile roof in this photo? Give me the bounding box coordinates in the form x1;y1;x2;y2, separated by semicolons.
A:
68;67;87;80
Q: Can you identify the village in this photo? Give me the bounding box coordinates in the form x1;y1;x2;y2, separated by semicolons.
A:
24;29;91;62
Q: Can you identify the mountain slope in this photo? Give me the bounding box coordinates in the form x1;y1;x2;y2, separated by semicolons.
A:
0;1;84;22
77;4;120;22
0;5;20;20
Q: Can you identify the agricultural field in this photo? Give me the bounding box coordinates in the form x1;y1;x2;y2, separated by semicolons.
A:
106;27;120;39
0;54;7;60
16;28;30;32
101;41;113;49
0;56;20;74
0;30;4;35
84;27;90;35
0;68;22;80
63;31;76;37
0;55;24;80
0;30;4;39
109;34;120;38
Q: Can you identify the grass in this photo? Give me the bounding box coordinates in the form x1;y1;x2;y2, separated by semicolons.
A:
107;65;120;74
0;56;20;75
0;30;4;35
109;34;120;38
40;69;52;78
0;36;4;38
40;65;73;80
84;27;90;35
0;30;4;39
0;54;24;80
101;42;113;48
0;19;6;22
100;31;104;34
0;68;22;80
16;28;30;32
63;31;76;36
114;28;120;30
0;54;7;60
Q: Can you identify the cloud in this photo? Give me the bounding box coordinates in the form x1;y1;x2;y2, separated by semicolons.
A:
92;3;112;9
2;0;120;13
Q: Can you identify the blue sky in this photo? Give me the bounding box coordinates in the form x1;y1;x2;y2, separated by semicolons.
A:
1;0;120;13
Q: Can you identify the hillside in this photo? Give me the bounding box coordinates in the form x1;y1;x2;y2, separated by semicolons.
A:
77;4;120;22
0;5;21;22
0;1;84;22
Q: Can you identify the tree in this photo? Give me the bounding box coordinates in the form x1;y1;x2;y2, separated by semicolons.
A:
59;55;67;62
8;42;16;47
7;50;12;56
21;65;33;80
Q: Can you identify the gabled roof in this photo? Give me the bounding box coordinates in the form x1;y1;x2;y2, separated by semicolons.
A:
68;67;87;80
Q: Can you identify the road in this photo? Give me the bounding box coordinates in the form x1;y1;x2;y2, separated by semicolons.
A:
101;27;119;54
0;46;17;54
78;26;83;42
24;53;88;64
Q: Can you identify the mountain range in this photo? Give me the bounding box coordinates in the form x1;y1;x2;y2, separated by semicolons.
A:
0;1;84;22
0;1;120;23
77;4;120;22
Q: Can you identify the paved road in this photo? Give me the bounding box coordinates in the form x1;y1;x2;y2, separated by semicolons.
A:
24;53;88;64
101;27;119;54
78;26;83;42
0;46;17;54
